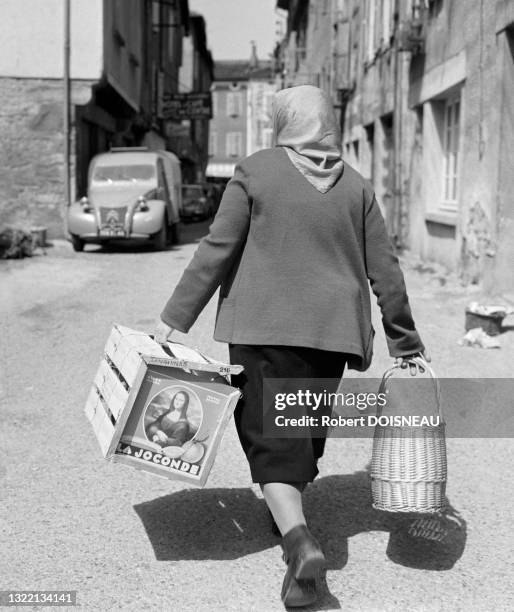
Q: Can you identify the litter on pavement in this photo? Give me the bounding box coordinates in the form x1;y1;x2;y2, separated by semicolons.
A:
458;327;501;349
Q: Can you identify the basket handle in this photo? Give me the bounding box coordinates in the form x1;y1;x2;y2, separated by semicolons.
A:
378;354;443;420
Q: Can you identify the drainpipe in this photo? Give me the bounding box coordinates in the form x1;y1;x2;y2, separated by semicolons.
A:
63;0;71;222
392;0;403;249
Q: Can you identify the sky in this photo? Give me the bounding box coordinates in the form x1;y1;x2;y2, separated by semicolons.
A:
189;0;285;61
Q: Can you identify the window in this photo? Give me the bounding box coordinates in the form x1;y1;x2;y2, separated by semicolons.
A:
382;0;393;46
212;93;218;118
209;131;217;157
373;0;381;51
366;0;376;61
226;92;242;117
423;87;462;219
365;0;393;59
441;95;460;207
226;132;243;157
92;164;155;182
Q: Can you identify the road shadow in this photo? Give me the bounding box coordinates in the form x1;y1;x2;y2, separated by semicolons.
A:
134;469;466;573
134;486;276;561
385;508;467;571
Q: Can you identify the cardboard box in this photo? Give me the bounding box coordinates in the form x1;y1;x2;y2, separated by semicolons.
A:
85;325;242;487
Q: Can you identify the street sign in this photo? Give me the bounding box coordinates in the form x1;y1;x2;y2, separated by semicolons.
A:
162;92;212;120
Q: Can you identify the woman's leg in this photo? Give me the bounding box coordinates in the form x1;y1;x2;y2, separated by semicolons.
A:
261;482;306;536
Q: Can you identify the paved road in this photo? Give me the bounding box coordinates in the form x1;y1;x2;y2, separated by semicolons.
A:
1;222;513;611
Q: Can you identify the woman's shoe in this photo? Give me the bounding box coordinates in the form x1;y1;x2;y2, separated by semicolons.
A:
281;572;317;607
281;524;326;607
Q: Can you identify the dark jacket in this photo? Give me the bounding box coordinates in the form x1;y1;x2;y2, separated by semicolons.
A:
161;147;424;370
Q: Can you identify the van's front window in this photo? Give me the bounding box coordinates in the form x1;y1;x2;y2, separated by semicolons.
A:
92;165;155;182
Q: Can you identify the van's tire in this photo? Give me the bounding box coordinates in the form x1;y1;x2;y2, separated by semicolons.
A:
153;222;168;251
170;222;181;245
70;234;85;252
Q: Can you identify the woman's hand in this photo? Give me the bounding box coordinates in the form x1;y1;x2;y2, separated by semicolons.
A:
394;350;431;376
154;319;175;344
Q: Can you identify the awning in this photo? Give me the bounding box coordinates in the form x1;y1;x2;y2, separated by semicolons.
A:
206;163;236;178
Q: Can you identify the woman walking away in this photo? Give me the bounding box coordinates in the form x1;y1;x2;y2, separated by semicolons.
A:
154;85;426;607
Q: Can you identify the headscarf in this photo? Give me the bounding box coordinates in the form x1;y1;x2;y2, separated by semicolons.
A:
272;85;344;193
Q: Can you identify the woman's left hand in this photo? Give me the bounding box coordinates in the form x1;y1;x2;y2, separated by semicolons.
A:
154;319;175;344
394;350;431;376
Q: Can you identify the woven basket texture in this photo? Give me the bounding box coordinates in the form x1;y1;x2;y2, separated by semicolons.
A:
371;357;447;513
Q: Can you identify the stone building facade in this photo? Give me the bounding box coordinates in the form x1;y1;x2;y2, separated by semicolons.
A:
207;49;275;182
275;0;514;295
0;0;192;238
246;63;276;156
206;60;250;181
173;12;214;184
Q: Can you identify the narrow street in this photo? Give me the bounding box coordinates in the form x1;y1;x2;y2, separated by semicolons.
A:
1;224;513;612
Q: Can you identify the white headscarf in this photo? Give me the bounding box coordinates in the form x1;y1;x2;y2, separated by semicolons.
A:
272;85;344;193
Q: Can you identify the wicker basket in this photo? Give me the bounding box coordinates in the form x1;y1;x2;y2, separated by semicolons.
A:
371;356;447;514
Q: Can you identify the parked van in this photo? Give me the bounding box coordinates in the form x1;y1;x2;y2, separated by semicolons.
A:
67;147;182;251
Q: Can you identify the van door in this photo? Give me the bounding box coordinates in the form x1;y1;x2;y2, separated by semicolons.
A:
158;152;182;223
156;159;172;224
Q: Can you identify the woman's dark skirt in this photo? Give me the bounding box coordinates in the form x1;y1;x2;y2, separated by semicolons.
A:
229;344;349;484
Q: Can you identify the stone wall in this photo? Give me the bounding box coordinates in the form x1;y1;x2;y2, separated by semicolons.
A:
0;78;96;238
0;78;69;238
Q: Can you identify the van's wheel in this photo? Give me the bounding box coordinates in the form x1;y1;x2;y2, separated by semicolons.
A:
70;234;85;252
170;222;181;245
153;223;168;251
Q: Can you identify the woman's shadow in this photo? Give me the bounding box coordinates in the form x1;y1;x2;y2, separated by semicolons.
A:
304;471;467;573
134;469;466;609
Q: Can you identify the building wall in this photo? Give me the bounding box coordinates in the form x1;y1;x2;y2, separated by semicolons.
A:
407;0;505;283
247;80;275;155
0;0;103;80
492;19;514;295
103;0;145;111
207;82;248;177
170;14;213;183
179;36;195;92
0;79;95;237
0;0;172;237
277;0;514;292
300;0;333;87
190;15;213;182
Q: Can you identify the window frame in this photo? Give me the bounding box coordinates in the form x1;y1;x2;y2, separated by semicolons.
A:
226;131;243;158
440;93;461;211
226;92;242;117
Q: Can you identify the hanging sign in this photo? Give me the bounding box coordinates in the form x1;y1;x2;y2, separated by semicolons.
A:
162;92;212;120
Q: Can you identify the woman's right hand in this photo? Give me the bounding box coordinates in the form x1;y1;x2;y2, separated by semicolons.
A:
154;319;175;344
